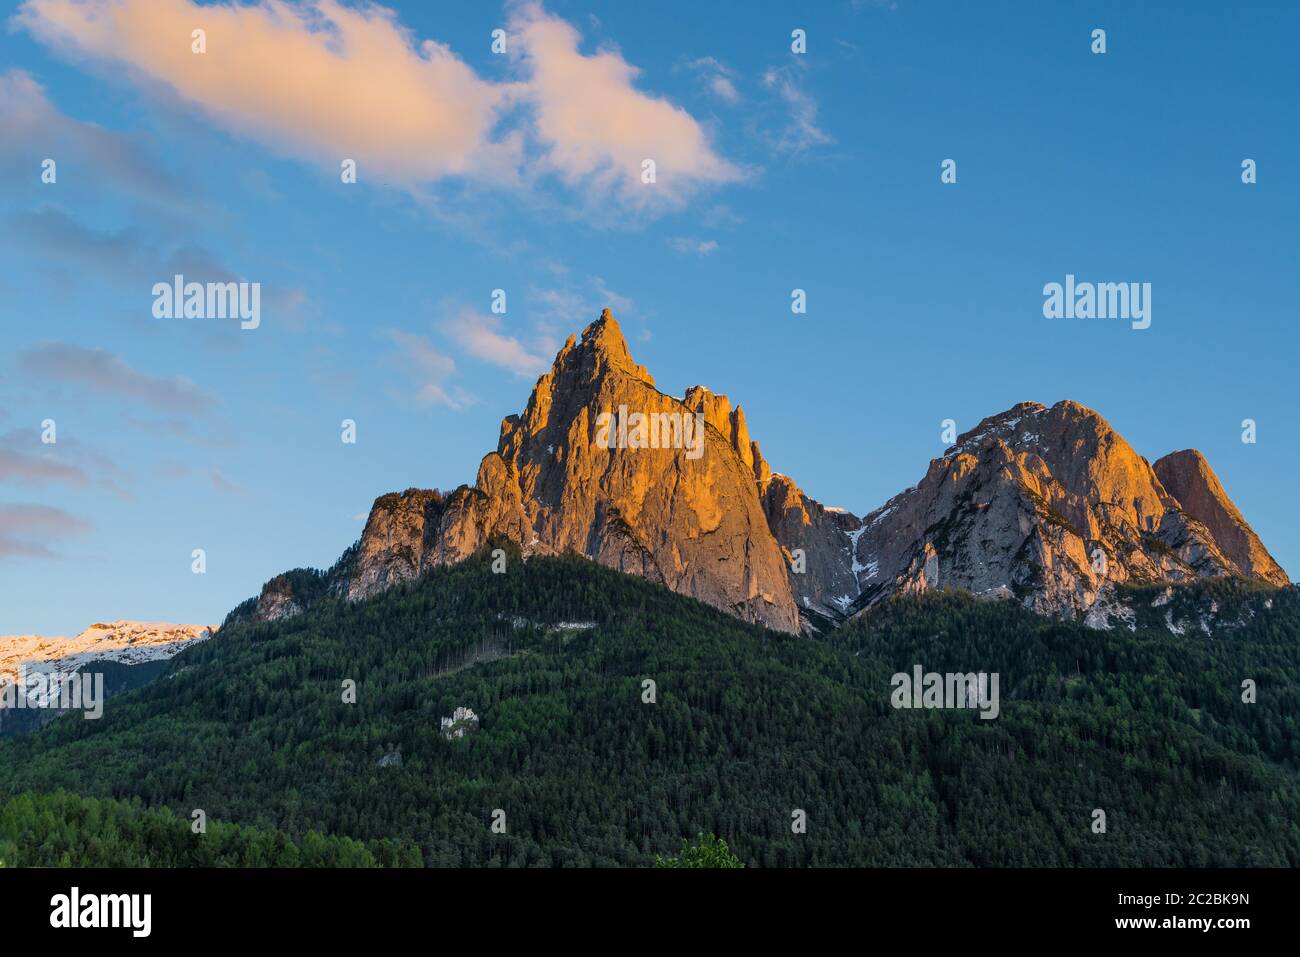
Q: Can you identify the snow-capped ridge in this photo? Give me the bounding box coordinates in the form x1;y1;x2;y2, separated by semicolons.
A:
0;620;215;688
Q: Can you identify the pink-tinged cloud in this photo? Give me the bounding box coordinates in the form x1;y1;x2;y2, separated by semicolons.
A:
0;429;134;500
440;309;549;378
15;0;741;212
15;0;521;185
509;2;742;207
0;447;89;488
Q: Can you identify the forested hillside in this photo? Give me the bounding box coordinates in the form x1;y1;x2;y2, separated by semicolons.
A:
0;791;414;867
2;549;1297;866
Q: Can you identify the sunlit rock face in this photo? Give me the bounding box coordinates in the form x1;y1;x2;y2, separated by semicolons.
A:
229;316;1287;635
1153;449;1289;587
847;401;1288;621
241;310;803;633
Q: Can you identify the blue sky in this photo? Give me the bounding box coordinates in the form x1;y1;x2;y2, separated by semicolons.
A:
1;0;1296;634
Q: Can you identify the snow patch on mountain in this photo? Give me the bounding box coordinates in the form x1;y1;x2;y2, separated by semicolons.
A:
0;621;215;689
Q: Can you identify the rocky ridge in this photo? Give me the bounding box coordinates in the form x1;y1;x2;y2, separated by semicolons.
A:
0;620;214;690
226;312;1289;634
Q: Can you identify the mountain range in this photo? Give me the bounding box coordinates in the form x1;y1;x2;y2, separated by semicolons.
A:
0;622;214;686
2;314;1296;865
0;621;214;736
226;309;1289;634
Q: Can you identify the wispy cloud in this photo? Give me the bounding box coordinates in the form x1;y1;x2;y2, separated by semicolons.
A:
0;502;92;560
678;56;741;105
528;277;634;338
5;207;308;319
157;460;243;495
701;204;744;229
440;309;550;379
125;415;235;449
667;236;719;257
0;445;87;487
0;428;132;499
8;208;142;273
16;343;216;414
0;68;187;203
760;61;833;156
589;278;634;316
380;330;473;410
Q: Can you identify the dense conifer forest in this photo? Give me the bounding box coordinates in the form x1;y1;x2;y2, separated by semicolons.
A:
2;550;1297;866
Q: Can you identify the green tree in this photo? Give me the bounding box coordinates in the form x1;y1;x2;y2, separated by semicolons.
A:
655;834;744;868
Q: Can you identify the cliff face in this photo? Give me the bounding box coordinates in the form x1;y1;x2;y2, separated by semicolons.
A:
679;382;863;621
345;490;451;601
228;313;1288;634
328;311;800;632
847;401;1286;621
1153;449;1289;587
758;473;863;619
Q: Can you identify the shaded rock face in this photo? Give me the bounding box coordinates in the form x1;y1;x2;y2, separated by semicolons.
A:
253;573;310;622
677;382;863;622
345;490;450;601
1153;450;1289;587
759;474;863;619
848;401;1287;620
230;312;1287;634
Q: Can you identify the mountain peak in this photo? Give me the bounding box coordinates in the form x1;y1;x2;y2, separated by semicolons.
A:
1154;449;1289;586
579;307;631;359
1157;448;1215;480
948;399;1124;463
305;306;800;633
857;398;1287;622
550;307;653;388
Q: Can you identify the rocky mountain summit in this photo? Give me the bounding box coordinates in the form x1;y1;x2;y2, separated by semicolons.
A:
230;311;805;631
226;311;1288;634
1152;449;1288;586
847;401;1289;624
